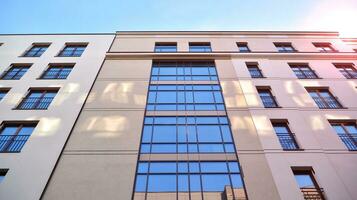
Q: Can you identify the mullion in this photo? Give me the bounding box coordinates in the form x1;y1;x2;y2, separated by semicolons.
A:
341;123;357;148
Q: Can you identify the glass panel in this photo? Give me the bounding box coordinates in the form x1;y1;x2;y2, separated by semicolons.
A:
202;174;230;191
152;126;176;143
228;162;240;173
294;174;315;188
197;125;222;142
147;175;176;192
201;162;228;173
231;174;244;188
178;175;189;192
135;175;147;192
190;175;201;191
138;163;149;173
150;162;176;173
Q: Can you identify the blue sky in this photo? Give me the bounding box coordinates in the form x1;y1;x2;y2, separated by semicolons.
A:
1;0;357;37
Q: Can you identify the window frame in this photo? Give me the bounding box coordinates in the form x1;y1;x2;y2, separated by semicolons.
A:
39;63;74;79
16;88;59;110
154;42;177;52
0;88;10;102
257;87;280;108
271;120;300;150
333;63;357;79
274;42;297;52
236;42;251;52
0;64;31;80
246;62;264;78
306;88;343;109
57;43;88;57
289;63;319;79
313;42;337;53
22;43;50;57
189;42;212;52
292;167;326;200
329;120;357;151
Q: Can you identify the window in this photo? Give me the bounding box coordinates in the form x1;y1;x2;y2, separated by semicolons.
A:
1;64;30;80
313;43;336;52
140;116;234;154
354;49;357;52
257;88;279;108
0;169;8;183
154;43;177;52
17;89;58;110
58;44;87;57
247;63;264;78
306;88;342;109
333;63;357;79
293;168;325;200
0;122;37;152
151;60;217;81
23;44;49;57
272;121;299;150
0;89;10;102
135;161;244;193
289;64;318;79
237;42;250;52
40;64;74;79
330;121;357;151
147;85;224;111
274;43;296;52
189;42;211;52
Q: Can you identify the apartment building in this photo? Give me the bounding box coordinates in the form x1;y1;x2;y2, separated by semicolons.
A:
1;31;356;200
0;34;115;200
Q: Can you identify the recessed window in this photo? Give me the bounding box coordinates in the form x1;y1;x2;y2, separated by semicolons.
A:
329;121;357;151
0;169;8;183
292;168;325;200
0;122;38;152
333;63;357;79
40;64;74;79
58;44;87;57
289;63;318;79
306;88;342;109
246;63;264;78
353;49;357;52
17;89;58;110
23;44;50;57
0;64;31;80
237;42;250;52
274;42;296;52
313;43;336;52
272;121;299;150
257;87;279;108
0;88;10;102
154;43;177;52
189;42;211;52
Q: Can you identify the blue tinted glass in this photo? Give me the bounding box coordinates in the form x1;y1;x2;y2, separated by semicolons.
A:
189;162;199;172
152;126;176;143
142;126;152;142
190;175;201;192
228;162;240;173
199;144;224;153
152;68;159;75
231;174;244;188
177;126;186;142
154;117;176;124
178;175;189;192
214;92;223;103
216;104;225;110
1;127;18;135
144;117;153;124
186;92;194;103
159;68;176;75
191;68;209;75
209;68;217;75
196;117;218;124
135;175;147;192
187;126;197;142
202;175;230;191
193;85;212;90
151;144;176;153
148;92;156;103
178;144;187;153
201;162;228;173
146;105;155;110
177;117;185;124
156;92;176;103
140;144;150;153
150;162;176;173
177;92;185;103
194;92;214;103
197;126;222;142
295;175;314;188
138;163;149;173
195;104;217;110
224;144;235;152
148;175;176;192
187;117;195;124
157;85;176;90
155;104;176;110
219;117;228;124
188;144;198;152
178;162;188;173
221;125;232;142
149;85;157;90
151;76;158;81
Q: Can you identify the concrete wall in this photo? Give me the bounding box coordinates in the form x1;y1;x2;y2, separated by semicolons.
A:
0;34;114;200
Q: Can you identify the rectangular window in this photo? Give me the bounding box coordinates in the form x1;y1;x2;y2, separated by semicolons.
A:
23;44;49;57
40;64;74;79
154;43;177;52
247;63;264;78
189;42;212;52
330;121;357;151
17;89;58;110
292;168;325;200
257;88;279;108
272;121;299;150
289;63;318;79
313;43;336;52
306;88;342;109
333;63;357;79
1;64;30;80
237;42;250;52
58;44;87;57
135;161;244;192
147;85;224;111
151;60;217;81
0;122;37;152
140;116;234;154
0;88;10;102
274;43;296;52
0;169;8;183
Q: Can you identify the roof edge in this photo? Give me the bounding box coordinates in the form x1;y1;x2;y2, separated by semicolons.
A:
115;31;340;36
0;33;115;36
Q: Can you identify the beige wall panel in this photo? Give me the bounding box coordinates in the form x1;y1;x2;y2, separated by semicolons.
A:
98;59;152;79
64;110;144;151
85;80;148;109
42;154;137;200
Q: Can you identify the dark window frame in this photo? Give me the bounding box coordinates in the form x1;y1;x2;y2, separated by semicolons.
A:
257;87;280;108
329;121;357;151
236;42;251;52
274;42;297;52
333;63;357;79
289;63;319;79
154;42;177;52
189;42;212;52
22;43;50;57
0;64;31;80
246;62;264;78
292;167;325;200
16;88;59;110
40;63;74;79
306;88;343;109
0;88;10;102
57;43;87;57
271;120;300;150
313;42;337;53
